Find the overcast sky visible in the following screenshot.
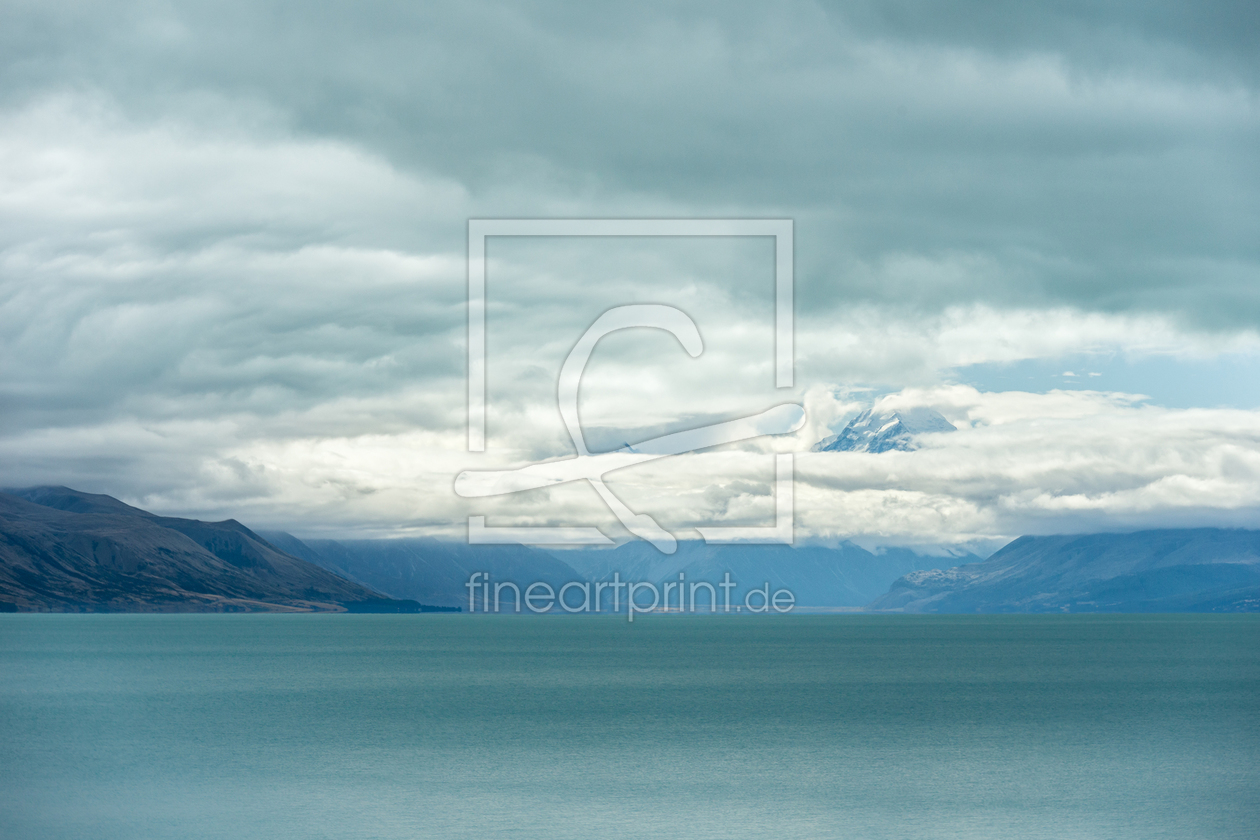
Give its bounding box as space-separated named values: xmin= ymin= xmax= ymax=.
xmin=1 ymin=1 xmax=1257 ymax=550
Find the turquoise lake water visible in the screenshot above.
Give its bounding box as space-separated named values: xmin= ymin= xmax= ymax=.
xmin=1 ymin=614 xmax=1257 ymax=839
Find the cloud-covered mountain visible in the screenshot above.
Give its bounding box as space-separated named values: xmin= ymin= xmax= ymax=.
xmin=0 ymin=486 xmax=394 ymax=612
xmin=869 ymin=528 xmax=1260 ymax=613
xmin=814 ymin=407 xmax=957 ymax=453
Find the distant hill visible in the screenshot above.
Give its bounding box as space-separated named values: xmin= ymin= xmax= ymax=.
xmin=0 ymin=487 xmax=398 ymax=612
xmin=554 ymin=541 xmax=969 ymax=607
xmin=868 ymin=529 xmax=1260 ymax=613
xmin=260 ymin=532 xmax=584 ymax=609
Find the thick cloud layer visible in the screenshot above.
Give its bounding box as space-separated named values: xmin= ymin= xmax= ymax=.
xmin=0 ymin=2 xmax=1256 ymax=545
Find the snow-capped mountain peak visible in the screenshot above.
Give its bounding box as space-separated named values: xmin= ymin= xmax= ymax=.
xmin=813 ymin=407 xmax=956 ymax=453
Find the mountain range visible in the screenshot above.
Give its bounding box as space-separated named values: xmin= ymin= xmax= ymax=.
xmin=548 ymin=540 xmax=966 ymax=608
xmin=258 ymin=533 xmax=968 ymax=610
xmin=870 ymin=529 xmax=1260 ymax=613
xmin=3 ymin=486 xmax=1259 ymax=613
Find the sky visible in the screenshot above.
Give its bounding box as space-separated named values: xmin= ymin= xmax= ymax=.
xmin=0 ymin=1 xmax=1257 ymax=551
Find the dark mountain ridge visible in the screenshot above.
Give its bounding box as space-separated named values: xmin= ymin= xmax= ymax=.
xmin=0 ymin=486 xmax=393 ymax=612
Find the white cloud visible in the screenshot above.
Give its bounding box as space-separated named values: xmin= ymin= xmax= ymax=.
xmin=794 ymin=385 xmax=1260 ymax=547
xmin=70 ymin=382 xmax=1249 ymax=551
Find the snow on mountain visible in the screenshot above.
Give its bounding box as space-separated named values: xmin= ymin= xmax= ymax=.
xmin=813 ymin=407 xmax=956 ymax=453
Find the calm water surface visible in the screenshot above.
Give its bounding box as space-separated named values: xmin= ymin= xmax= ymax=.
xmin=1 ymin=614 xmax=1257 ymax=839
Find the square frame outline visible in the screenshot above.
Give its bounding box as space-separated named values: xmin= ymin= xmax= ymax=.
xmin=465 ymin=218 xmax=794 ymax=545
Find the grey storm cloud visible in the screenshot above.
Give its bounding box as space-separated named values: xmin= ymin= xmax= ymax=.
xmin=2 ymin=0 xmax=1257 ymax=325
